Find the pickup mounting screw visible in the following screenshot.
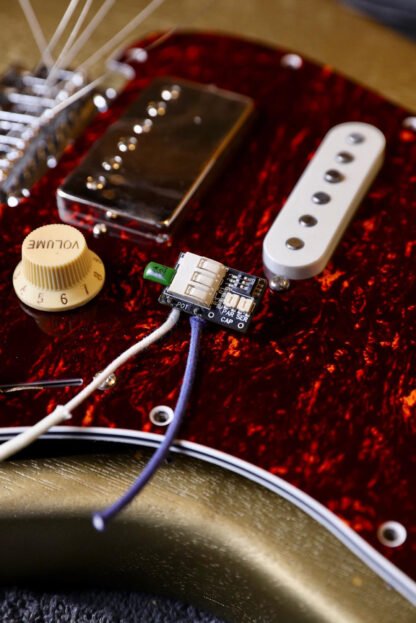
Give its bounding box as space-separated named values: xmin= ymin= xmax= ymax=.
xmin=269 ymin=276 xmax=291 ymax=291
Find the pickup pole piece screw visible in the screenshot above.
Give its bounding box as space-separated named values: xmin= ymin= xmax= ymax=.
xmin=299 ymin=214 xmax=317 ymax=227
xmin=286 ymin=237 xmax=304 ymax=250
xmin=347 ymin=132 xmax=365 ymax=144
xmin=324 ymin=169 xmax=344 ymax=183
xmin=312 ymin=191 xmax=330 ymax=204
xmin=336 ymin=151 xmax=354 ymax=164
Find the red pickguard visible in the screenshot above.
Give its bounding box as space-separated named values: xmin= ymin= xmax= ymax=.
xmin=0 ymin=34 xmax=414 ymax=579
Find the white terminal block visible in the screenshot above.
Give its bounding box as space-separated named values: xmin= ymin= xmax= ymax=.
xmin=237 ymin=297 xmax=255 ymax=314
xmin=167 ymin=252 xmax=227 ymax=308
xmin=223 ymin=292 xmax=255 ymax=314
xmin=224 ymin=292 xmax=240 ymax=309
xmin=263 ymin=122 xmax=385 ymax=280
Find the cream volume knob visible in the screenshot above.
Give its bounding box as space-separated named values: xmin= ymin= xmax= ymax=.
xmin=13 ymin=223 xmax=105 ymax=311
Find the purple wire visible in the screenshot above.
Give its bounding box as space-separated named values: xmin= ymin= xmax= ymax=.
xmin=92 ymin=315 xmax=205 ymax=531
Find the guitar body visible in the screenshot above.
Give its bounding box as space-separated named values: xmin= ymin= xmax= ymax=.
xmin=0 ymin=31 xmax=415 ymax=614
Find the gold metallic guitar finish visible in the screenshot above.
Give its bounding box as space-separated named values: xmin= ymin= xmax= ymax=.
xmin=0 ymin=1 xmax=415 ymax=622
xmin=1 ymin=449 xmax=415 ymax=623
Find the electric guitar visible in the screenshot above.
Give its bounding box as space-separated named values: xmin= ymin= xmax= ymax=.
xmin=0 ymin=3 xmax=415 ymax=622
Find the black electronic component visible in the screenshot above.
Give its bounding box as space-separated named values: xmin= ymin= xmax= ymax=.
xmin=230 ymin=274 xmax=257 ymax=296
xmin=148 ymin=252 xmax=266 ymax=333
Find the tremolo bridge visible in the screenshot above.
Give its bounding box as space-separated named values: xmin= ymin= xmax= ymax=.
xmin=0 ymin=64 xmax=96 ymax=206
xmin=0 ymin=58 xmax=132 ymax=208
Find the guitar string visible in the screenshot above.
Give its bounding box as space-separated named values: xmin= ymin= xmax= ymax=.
xmin=42 ymin=0 xmax=165 ymax=84
xmin=18 ymin=0 xmax=55 ymax=67
xmin=78 ymin=0 xmax=215 ymax=72
xmin=76 ymin=0 xmax=168 ymax=73
xmin=39 ymin=25 xmax=167 ymax=122
xmin=14 ymin=0 xmax=216 ymax=129
xmin=140 ymin=0 xmax=216 ymax=52
xmin=37 ymin=0 xmax=81 ymax=71
xmin=9 ymin=0 xmax=170 ymax=150
xmin=46 ymin=0 xmax=95 ymax=85
xmin=0 ymin=308 xmax=181 ymax=462
xmin=41 ymin=75 xmax=105 ymax=120
xmin=42 ymin=0 xmax=215 ymax=119
xmin=49 ymin=0 xmax=116 ymax=77
xmin=92 ymin=315 xmax=205 ymax=531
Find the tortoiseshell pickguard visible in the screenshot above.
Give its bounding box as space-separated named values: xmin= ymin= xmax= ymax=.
xmin=0 ymin=34 xmax=414 ymax=578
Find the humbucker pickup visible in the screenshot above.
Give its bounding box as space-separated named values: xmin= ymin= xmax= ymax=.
xmin=57 ymin=77 xmax=254 ymax=242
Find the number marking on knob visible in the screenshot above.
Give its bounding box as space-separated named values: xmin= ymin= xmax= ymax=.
xmin=13 ymin=224 xmax=105 ymax=312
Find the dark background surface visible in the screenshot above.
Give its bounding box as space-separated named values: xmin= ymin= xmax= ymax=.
xmin=0 ymin=588 xmax=221 ymax=623
xmin=344 ymin=0 xmax=416 ymax=39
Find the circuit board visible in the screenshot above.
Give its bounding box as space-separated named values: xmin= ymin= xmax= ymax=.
xmin=156 ymin=252 xmax=266 ymax=333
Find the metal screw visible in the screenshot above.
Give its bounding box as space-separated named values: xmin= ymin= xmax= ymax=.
xmin=117 ymin=136 xmax=137 ymax=152
xmin=105 ymin=210 xmax=118 ymax=220
xmin=102 ymin=156 xmax=122 ymax=171
xmin=93 ymin=94 xmax=108 ymax=112
xmin=86 ymin=175 xmax=106 ymax=190
xmin=93 ymin=223 xmax=108 ymax=236
xmin=161 ymin=85 xmax=181 ymax=101
xmin=133 ymin=119 xmax=153 ymax=134
xmin=7 ymin=194 xmax=20 ymax=207
xmin=155 ymin=232 xmax=170 ymax=243
xmin=47 ymin=156 xmax=58 ymax=168
xmin=269 ymin=275 xmax=291 ymax=291
xmin=94 ymin=372 xmax=117 ymax=391
xmin=146 ymin=101 xmax=167 ymax=117
xmin=127 ymin=48 xmax=148 ymax=63
xmin=402 ymin=117 xmax=416 ymax=131
xmin=280 ymin=54 xmax=303 ymax=69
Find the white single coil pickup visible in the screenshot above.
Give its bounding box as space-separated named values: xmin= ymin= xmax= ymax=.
xmin=263 ymin=122 xmax=385 ymax=281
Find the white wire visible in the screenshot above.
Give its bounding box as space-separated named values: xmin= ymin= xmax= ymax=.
xmin=0 ymin=308 xmax=181 ymax=462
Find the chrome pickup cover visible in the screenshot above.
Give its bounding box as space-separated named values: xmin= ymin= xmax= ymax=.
xmin=57 ymin=77 xmax=253 ymax=242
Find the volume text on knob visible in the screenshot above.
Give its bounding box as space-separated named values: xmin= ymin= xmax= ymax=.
xmin=13 ymin=223 xmax=105 ymax=312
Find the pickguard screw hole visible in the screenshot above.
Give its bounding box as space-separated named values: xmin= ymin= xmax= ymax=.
xmin=149 ymin=405 xmax=174 ymax=427
xmin=377 ymin=521 xmax=407 ymax=548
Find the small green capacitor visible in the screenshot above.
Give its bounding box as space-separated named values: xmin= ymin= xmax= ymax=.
xmin=143 ymin=262 xmax=176 ymax=286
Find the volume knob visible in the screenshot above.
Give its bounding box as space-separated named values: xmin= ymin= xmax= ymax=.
xmin=13 ymin=223 xmax=105 ymax=311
